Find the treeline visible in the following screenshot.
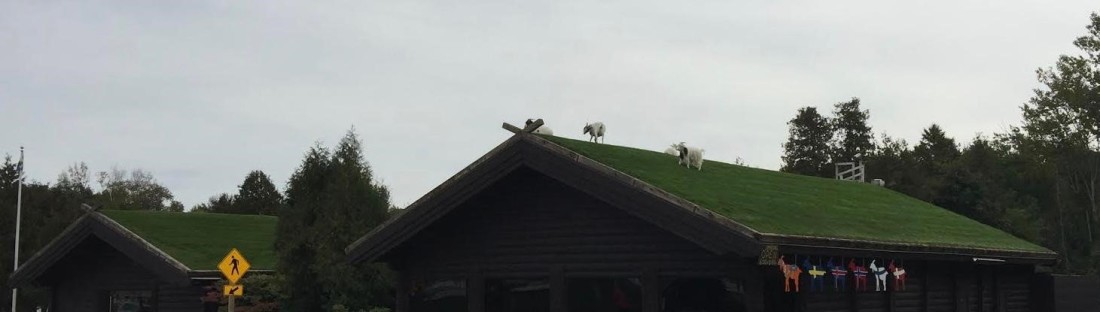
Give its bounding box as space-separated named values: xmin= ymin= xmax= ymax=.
xmin=780 ymin=12 xmax=1100 ymax=274
xmin=0 ymin=129 xmax=395 ymax=311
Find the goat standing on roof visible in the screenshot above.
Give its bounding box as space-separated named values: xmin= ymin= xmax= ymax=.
xmin=525 ymin=119 xmax=554 ymax=135
xmin=583 ymin=122 xmax=606 ymax=143
xmin=673 ymin=142 xmax=704 ymax=170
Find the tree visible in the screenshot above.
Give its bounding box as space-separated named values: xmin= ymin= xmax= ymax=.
xmin=236 ymin=170 xmax=283 ymax=216
xmin=191 ymin=193 xmax=236 ymax=213
xmin=94 ymin=167 xmax=182 ymax=211
xmin=1 ymin=156 xmax=90 ymax=310
xmin=781 ymin=107 xmax=834 ymax=178
xmin=831 ymin=98 xmax=874 ymax=163
xmin=277 ymin=129 xmax=393 ymax=311
xmin=910 ymin=124 xmax=962 ymax=208
xmin=1017 ymin=12 xmax=1100 ymax=272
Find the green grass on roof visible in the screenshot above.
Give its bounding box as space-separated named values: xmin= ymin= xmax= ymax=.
xmin=101 ymin=210 xmax=277 ymax=270
xmin=544 ymin=136 xmax=1051 ymax=254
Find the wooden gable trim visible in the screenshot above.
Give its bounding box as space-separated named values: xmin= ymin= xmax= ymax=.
xmin=346 ymin=135 xmax=527 ymax=264
xmin=347 ymin=133 xmax=765 ymax=264
xmin=8 ymin=214 xmax=95 ymax=287
xmin=517 ymin=138 xmax=761 ymax=256
xmin=9 ymin=211 xmax=193 ymax=287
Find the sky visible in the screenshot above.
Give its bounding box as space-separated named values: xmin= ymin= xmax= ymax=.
xmin=1 ymin=1 xmax=1097 ymax=209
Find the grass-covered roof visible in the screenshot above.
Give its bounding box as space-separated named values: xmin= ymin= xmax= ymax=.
xmin=543 ymin=135 xmax=1051 ymax=254
xmin=101 ymin=210 xmax=277 ymax=270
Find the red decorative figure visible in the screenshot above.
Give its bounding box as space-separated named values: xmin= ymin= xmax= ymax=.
xmin=888 ymin=260 xmax=908 ymax=291
xmin=848 ymin=258 xmax=869 ymax=291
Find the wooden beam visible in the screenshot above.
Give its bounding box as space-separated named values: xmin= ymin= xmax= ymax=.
xmin=643 ymin=267 xmax=659 ymax=312
xmin=551 ymin=265 xmax=565 ymax=312
xmin=502 ymin=119 xmax=545 ymax=134
xmin=502 ymin=122 xmax=522 ymax=134
xmin=469 ymin=268 xmax=485 ymax=312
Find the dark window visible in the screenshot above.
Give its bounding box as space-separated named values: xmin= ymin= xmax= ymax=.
xmin=108 ymin=290 xmax=154 ymax=312
xmin=568 ymin=277 xmax=643 ymax=312
xmin=411 ymin=279 xmax=468 ymax=312
xmin=661 ymin=278 xmax=745 ymax=312
xmin=486 ymin=278 xmax=550 ymax=312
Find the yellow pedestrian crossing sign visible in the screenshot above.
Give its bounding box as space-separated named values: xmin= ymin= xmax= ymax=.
xmin=224 ymin=284 xmax=244 ymax=297
xmin=218 ymin=248 xmax=250 ymax=284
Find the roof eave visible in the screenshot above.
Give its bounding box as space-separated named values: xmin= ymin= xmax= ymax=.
xmin=760 ymin=233 xmax=1058 ymax=264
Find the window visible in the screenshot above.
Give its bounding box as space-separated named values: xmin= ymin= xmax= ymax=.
xmin=568 ymin=277 xmax=642 ymax=312
xmin=661 ymin=278 xmax=745 ymax=312
xmin=109 ymin=290 xmax=154 ymax=312
xmin=411 ymin=279 xmax=467 ymax=312
xmin=486 ymin=278 xmax=550 ymax=312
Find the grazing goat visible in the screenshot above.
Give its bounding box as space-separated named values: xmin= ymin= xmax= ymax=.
xmin=673 ymin=142 xmax=704 ymax=170
xmin=525 ymin=119 xmax=554 ymax=135
xmin=664 ymin=146 xmax=679 ymax=156
xmin=583 ymin=122 xmax=606 ymax=143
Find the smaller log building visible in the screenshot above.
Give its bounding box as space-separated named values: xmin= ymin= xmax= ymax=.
xmin=9 ymin=210 xmax=276 ymax=311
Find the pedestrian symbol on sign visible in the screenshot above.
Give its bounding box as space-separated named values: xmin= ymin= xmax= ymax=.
xmin=217 ymin=248 xmax=250 ymax=284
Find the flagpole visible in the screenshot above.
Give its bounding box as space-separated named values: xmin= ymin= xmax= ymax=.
xmin=11 ymin=147 xmax=23 ymax=312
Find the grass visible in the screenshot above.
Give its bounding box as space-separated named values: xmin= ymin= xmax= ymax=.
xmin=545 ymin=136 xmax=1051 ymax=253
xmin=102 ymin=210 xmax=277 ymax=270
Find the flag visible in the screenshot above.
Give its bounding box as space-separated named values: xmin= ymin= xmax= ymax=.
xmin=12 ymin=147 xmax=24 ymax=184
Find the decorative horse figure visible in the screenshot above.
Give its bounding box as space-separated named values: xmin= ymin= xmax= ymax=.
xmin=869 ymin=260 xmax=889 ymax=292
xmin=888 ymin=260 xmax=907 ymax=291
xmin=802 ymin=258 xmax=827 ymax=292
xmin=778 ymin=256 xmax=803 ymax=292
xmin=848 ymin=258 xmax=869 ymax=291
xmin=827 ymin=258 xmax=848 ymax=291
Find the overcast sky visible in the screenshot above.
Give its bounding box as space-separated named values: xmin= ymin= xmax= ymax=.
xmin=2 ymin=1 xmax=1097 ymax=209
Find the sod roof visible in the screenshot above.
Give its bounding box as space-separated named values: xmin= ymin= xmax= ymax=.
xmin=542 ymin=135 xmax=1052 ymax=254
xmin=101 ymin=210 xmax=277 ymax=270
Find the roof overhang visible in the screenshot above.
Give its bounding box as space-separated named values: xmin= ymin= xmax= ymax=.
xmin=760 ymin=234 xmax=1057 ymax=265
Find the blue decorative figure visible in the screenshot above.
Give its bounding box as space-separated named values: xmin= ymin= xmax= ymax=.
xmin=827 ymin=258 xmax=848 ymax=291
xmin=802 ymin=258 xmax=826 ymax=292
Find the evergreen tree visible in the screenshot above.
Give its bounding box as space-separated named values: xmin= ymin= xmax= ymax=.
xmin=276 ymin=129 xmax=393 ymax=311
xmin=781 ymin=107 xmax=834 ymax=177
xmin=831 ymin=98 xmax=874 ymax=163
xmin=277 ymin=144 xmax=329 ymax=311
xmin=911 ymin=124 xmax=961 ymax=208
xmin=236 ymin=170 xmax=283 ymax=216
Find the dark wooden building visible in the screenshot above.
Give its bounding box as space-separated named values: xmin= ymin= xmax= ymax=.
xmin=9 ymin=210 xmax=276 ymax=312
xmin=347 ymin=129 xmax=1058 ymax=312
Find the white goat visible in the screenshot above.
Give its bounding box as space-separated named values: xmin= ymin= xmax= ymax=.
xmin=674 ymin=142 xmax=704 ymax=170
xmin=583 ymin=122 xmax=606 ymax=143
xmin=664 ymin=147 xmax=679 ymax=156
xmin=525 ymin=119 xmax=554 ymax=136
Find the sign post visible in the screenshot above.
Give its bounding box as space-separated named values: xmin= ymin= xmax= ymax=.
xmin=218 ymin=248 xmax=251 ymax=311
